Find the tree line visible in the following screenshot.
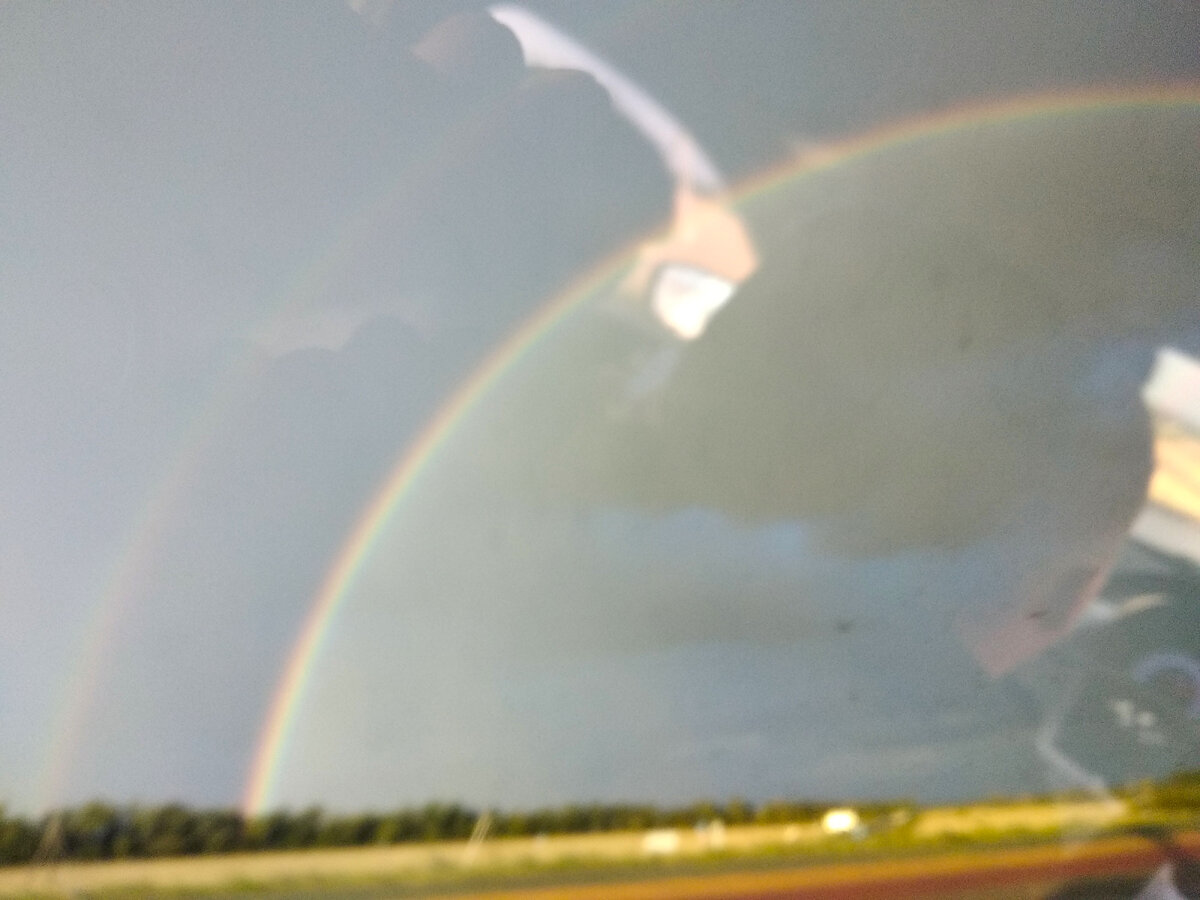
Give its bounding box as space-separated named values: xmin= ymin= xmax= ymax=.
xmin=0 ymin=797 xmax=848 ymax=867
xmin=5 ymin=772 xmax=1198 ymax=867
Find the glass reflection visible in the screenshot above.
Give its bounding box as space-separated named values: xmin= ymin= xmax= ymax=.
xmin=2 ymin=2 xmax=1199 ymax=897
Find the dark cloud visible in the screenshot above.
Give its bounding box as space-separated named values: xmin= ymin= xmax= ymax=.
xmin=4 ymin=2 xmax=1200 ymax=813
xmin=540 ymin=107 xmax=1199 ymax=558
xmin=259 ymin=104 xmax=1200 ymax=808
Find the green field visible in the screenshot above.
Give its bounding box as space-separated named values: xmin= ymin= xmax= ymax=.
xmin=4 ymin=799 xmax=1196 ymax=899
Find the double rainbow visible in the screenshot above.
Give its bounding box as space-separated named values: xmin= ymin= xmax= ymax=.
xmin=27 ymin=82 xmax=1198 ymax=816
xmin=241 ymin=84 xmax=1200 ymax=816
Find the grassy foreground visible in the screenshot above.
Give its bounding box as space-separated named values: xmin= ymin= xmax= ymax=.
xmin=3 ymin=798 xmax=1195 ymax=899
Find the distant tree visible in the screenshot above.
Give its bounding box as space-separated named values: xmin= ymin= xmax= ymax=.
xmin=374 ymin=809 xmax=421 ymax=844
xmin=194 ymin=809 xmax=242 ymax=854
xmin=493 ymin=811 xmax=529 ymax=837
xmin=317 ymin=813 xmax=379 ymax=847
xmin=416 ymin=803 xmax=475 ymax=841
xmin=132 ymin=804 xmax=202 ymax=857
xmin=63 ymin=801 xmax=121 ymax=860
xmin=686 ymin=801 xmax=721 ymax=825
xmin=1149 ymin=769 xmax=1200 ymax=810
xmin=244 ymin=810 xmax=293 ymax=851
xmin=0 ymin=808 xmax=37 ymax=865
xmin=722 ymin=798 xmax=754 ymax=825
xmin=283 ymin=807 xmax=322 ymax=849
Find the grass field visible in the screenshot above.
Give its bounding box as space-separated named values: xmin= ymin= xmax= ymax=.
xmin=2 ymin=822 xmax=795 ymax=898
xmin=0 ymin=801 xmax=1187 ymax=899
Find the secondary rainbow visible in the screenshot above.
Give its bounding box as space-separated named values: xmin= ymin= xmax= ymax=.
xmin=32 ymin=90 xmax=518 ymax=813
xmin=243 ymin=84 xmax=1200 ymax=817
xmin=31 ymin=240 xmax=355 ymax=813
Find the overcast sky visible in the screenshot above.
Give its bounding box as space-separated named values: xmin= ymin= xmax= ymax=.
xmin=2 ymin=1 xmax=1200 ymax=815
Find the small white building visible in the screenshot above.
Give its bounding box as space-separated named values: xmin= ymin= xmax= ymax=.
xmin=640 ymin=828 xmax=682 ymax=856
xmin=820 ymin=807 xmax=861 ymax=835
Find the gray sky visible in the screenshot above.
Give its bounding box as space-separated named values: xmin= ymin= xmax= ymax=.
xmin=2 ymin=1 xmax=1200 ymax=815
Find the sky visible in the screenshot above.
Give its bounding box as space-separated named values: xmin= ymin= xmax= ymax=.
xmin=2 ymin=1 xmax=1200 ymax=816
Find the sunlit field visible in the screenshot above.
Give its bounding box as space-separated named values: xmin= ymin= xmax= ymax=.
xmin=3 ymin=795 xmax=1198 ymax=898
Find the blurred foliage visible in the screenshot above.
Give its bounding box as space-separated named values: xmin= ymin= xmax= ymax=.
xmin=2 ymin=775 xmax=1199 ymax=866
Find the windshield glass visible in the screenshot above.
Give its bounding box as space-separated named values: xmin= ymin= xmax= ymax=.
xmin=3 ymin=3 xmax=1200 ymax=897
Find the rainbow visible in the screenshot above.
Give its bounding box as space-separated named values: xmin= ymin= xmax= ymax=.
xmin=32 ymin=91 xmax=526 ymax=813
xmin=241 ymin=83 xmax=1200 ymax=816
xmin=242 ymin=83 xmax=1200 ymax=817
xmin=31 ymin=263 xmax=336 ymax=813
xmin=240 ymin=255 xmax=633 ymax=816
